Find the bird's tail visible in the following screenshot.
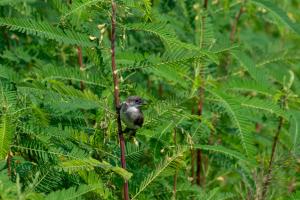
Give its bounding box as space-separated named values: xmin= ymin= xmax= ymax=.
xmin=123 ymin=127 xmax=137 ymax=138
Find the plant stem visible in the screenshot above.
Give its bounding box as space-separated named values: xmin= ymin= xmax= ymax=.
xmin=196 ymin=148 xmax=202 ymax=186
xmin=77 ymin=46 xmax=85 ymax=90
xmin=191 ymin=108 xmax=195 ymax=185
xmin=196 ymin=94 xmax=204 ymax=186
xmin=230 ymin=5 xmax=244 ymax=43
xmin=191 ymin=148 xmax=195 ymax=185
xmin=196 ymin=0 xmax=209 ymax=187
xmin=1 ymin=7 xmax=10 ymax=49
xmin=2 ymin=30 xmax=10 ymax=49
xmin=260 ymin=116 xmax=284 ymax=200
xmin=172 ymin=128 xmax=177 ymax=200
xmin=204 ymin=0 xmax=208 ymax=9
xmin=69 ymin=0 xmax=84 ymax=91
xmin=111 ymin=1 xmax=129 ymax=200
xmin=7 ymin=151 xmax=12 ymax=177
xmin=158 ymin=83 xmax=163 ymax=98
xmin=223 ymin=2 xmax=245 ymax=73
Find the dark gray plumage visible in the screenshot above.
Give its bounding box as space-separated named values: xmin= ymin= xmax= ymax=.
xmin=120 ymin=96 xmax=145 ymax=135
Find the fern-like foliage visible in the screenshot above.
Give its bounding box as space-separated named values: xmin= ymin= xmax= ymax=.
xmin=0 ymin=0 xmax=299 ymax=199
xmin=61 ymin=0 xmax=108 ymax=19
xmin=131 ymin=147 xmax=186 ymax=199
xmin=0 ymin=18 xmax=95 ymax=47
xmin=0 ymin=114 xmax=15 ymax=159
xmin=250 ymin=0 xmax=300 ymax=35
xmin=45 ymin=184 xmax=102 ymax=200
xmin=124 ymin=23 xmax=218 ymax=63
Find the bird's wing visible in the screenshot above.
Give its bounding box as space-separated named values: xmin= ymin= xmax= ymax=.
xmin=133 ymin=114 xmax=144 ymax=127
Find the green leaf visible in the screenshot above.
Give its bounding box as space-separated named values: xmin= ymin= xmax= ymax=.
xmin=59 ymin=158 xmax=132 ymax=181
xmin=194 ymin=144 xmax=256 ymax=165
xmin=45 ymin=184 xmax=102 ymax=200
xmin=207 ymin=89 xmax=256 ymax=157
xmin=290 ymin=111 xmax=300 ymax=155
xmin=250 ymin=0 xmax=300 ymax=35
xmin=0 ymin=115 xmax=15 ymax=159
xmin=231 ymin=50 xmax=271 ymax=87
xmin=0 ymin=0 xmax=36 ymax=6
xmin=131 ymin=148 xmax=186 ymax=200
xmin=0 ymin=18 xmax=95 ymax=47
xmin=61 ymin=0 xmax=107 ymax=19
xmin=125 ymin=23 xmax=218 ymax=63
xmin=225 ymin=78 xmax=274 ymax=96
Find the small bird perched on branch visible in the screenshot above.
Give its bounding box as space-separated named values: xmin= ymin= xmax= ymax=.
xmin=120 ymin=96 xmax=146 ymax=137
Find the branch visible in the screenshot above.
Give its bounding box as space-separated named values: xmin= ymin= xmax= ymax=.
xmin=6 ymin=151 xmax=12 ymax=177
xmin=204 ymin=0 xmax=208 ymax=9
xmin=172 ymin=128 xmax=178 ymax=200
xmin=110 ymin=1 xmax=129 ymax=200
xmin=196 ymin=84 xmax=204 ymax=186
xmin=230 ymin=5 xmax=244 ymax=43
xmin=260 ymin=116 xmax=284 ymax=200
xmin=69 ymin=0 xmax=85 ymax=91
xmin=77 ymin=46 xmax=85 ymax=90
xmin=191 ymin=149 xmax=195 ymax=185
xmin=196 ymin=0 xmax=208 ymax=187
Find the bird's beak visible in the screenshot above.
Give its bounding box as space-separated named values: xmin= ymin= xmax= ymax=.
xmin=141 ymin=99 xmax=149 ymax=106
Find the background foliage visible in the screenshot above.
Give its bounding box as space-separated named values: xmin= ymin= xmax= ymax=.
xmin=0 ymin=0 xmax=300 ymax=199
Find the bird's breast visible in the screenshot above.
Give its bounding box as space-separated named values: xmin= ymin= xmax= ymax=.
xmin=126 ymin=106 xmax=140 ymax=115
xmin=121 ymin=106 xmax=143 ymax=129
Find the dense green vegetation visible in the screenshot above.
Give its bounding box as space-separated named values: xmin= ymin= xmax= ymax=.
xmin=0 ymin=0 xmax=300 ymax=199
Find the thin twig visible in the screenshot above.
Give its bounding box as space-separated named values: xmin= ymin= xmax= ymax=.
xmin=196 ymin=0 xmax=208 ymax=187
xmin=196 ymin=148 xmax=203 ymax=185
xmin=7 ymin=151 xmax=12 ymax=177
xmin=77 ymin=46 xmax=85 ymax=90
xmin=191 ymin=148 xmax=195 ymax=185
xmin=230 ymin=5 xmax=244 ymax=43
xmin=158 ymin=83 xmax=163 ymax=98
xmin=223 ymin=2 xmax=245 ymax=73
xmin=111 ymin=1 xmax=129 ymax=200
xmin=2 ymin=30 xmax=10 ymax=49
xmin=1 ymin=7 xmax=11 ymax=49
xmin=260 ymin=116 xmax=284 ymax=200
xmin=69 ymin=0 xmax=84 ymax=91
xmin=196 ymin=90 xmax=204 ymax=186
xmin=204 ymin=0 xmax=208 ymax=9
xmin=172 ymin=128 xmax=178 ymax=200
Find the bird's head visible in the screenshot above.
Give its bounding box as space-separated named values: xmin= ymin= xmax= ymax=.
xmin=126 ymin=96 xmax=147 ymax=108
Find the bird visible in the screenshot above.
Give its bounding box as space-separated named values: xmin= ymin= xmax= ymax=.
xmin=120 ymin=96 xmax=146 ymax=137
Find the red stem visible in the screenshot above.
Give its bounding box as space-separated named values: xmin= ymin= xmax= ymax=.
xmin=195 ymin=0 xmax=208 ymax=187
xmin=191 ymin=149 xmax=195 ymax=185
xmin=111 ymin=1 xmax=129 ymax=200
xmin=261 ymin=116 xmax=284 ymax=200
xmin=7 ymin=151 xmax=12 ymax=177
xmin=196 ymin=149 xmax=202 ymax=185
xmin=158 ymin=83 xmax=163 ymax=98
xmin=77 ymin=47 xmax=83 ymax=68
xmin=230 ymin=5 xmax=244 ymax=43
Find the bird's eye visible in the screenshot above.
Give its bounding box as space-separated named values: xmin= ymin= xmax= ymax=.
xmin=135 ymin=99 xmax=142 ymax=104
